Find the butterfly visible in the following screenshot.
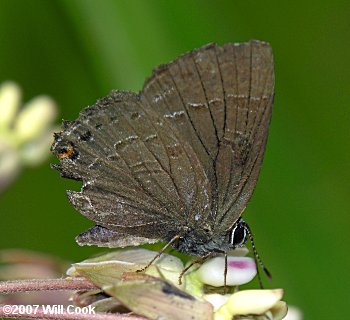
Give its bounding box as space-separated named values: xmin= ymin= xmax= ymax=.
xmin=51 ymin=40 xmax=274 ymax=276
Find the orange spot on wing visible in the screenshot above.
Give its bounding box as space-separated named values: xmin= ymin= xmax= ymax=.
xmin=58 ymin=145 xmax=74 ymax=159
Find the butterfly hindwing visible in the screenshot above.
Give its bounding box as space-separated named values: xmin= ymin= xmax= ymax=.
xmin=52 ymin=91 xmax=212 ymax=244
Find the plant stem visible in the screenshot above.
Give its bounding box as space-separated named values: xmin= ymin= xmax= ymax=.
xmin=0 ymin=278 xmax=98 ymax=293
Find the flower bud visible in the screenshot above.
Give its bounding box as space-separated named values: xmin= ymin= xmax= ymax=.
xmin=0 ymin=140 xmax=20 ymax=192
xmin=14 ymin=96 xmax=57 ymax=143
xmin=196 ymin=256 xmax=257 ymax=287
xmin=215 ymin=289 xmax=284 ymax=320
xmin=20 ymin=127 xmax=58 ymax=165
xmin=0 ymin=81 xmax=21 ymax=129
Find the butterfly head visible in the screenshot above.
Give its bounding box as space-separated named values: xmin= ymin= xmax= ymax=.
xmin=174 ymin=219 xmax=249 ymax=256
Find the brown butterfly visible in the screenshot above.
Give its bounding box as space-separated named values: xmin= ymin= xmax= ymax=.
xmin=52 ymin=40 xmax=274 ymax=280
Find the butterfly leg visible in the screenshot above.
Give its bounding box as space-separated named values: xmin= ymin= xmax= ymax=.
xmin=136 ymin=235 xmax=180 ymax=273
xmin=178 ymin=252 xmax=213 ymax=285
xmin=223 ymin=251 xmax=228 ymax=293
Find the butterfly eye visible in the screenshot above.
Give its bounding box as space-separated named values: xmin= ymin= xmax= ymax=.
xmin=230 ymin=220 xmax=247 ymax=247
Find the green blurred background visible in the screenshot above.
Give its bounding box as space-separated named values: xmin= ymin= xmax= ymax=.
xmin=1 ymin=0 xmax=349 ymax=318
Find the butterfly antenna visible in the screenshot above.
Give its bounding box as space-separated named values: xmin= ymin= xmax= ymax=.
xmin=243 ymin=222 xmax=272 ymax=287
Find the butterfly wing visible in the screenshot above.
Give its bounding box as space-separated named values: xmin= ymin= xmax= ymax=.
xmin=214 ymin=41 xmax=274 ymax=231
xmin=52 ymin=91 xmax=212 ymax=246
xmin=52 ymin=40 xmax=274 ymax=248
xmin=142 ymin=40 xmax=274 ymax=231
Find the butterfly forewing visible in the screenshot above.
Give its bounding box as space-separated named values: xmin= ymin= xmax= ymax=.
xmin=214 ymin=41 xmax=274 ymax=231
xmin=142 ymin=40 xmax=274 ymax=231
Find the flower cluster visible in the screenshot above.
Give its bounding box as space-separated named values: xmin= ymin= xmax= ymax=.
xmin=0 ymin=81 xmax=58 ymax=192
xmin=67 ymin=248 xmax=291 ymax=320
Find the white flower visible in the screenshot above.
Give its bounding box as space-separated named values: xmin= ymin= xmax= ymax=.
xmin=67 ymin=248 xmax=292 ymax=319
xmin=67 ymin=248 xmax=185 ymax=289
xmin=0 ymin=81 xmax=58 ymax=192
xmin=204 ymin=293 xmax=230 ymax=312
xmin=190 ymin=248 xmax=256 ymax=287
xmin=213 ymin=289 xmax=287 ymax=320
xmin=196 ymin=256 xmax=257 ymax=287
xmin=284 ymin=305 xmax=303 ymax=320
